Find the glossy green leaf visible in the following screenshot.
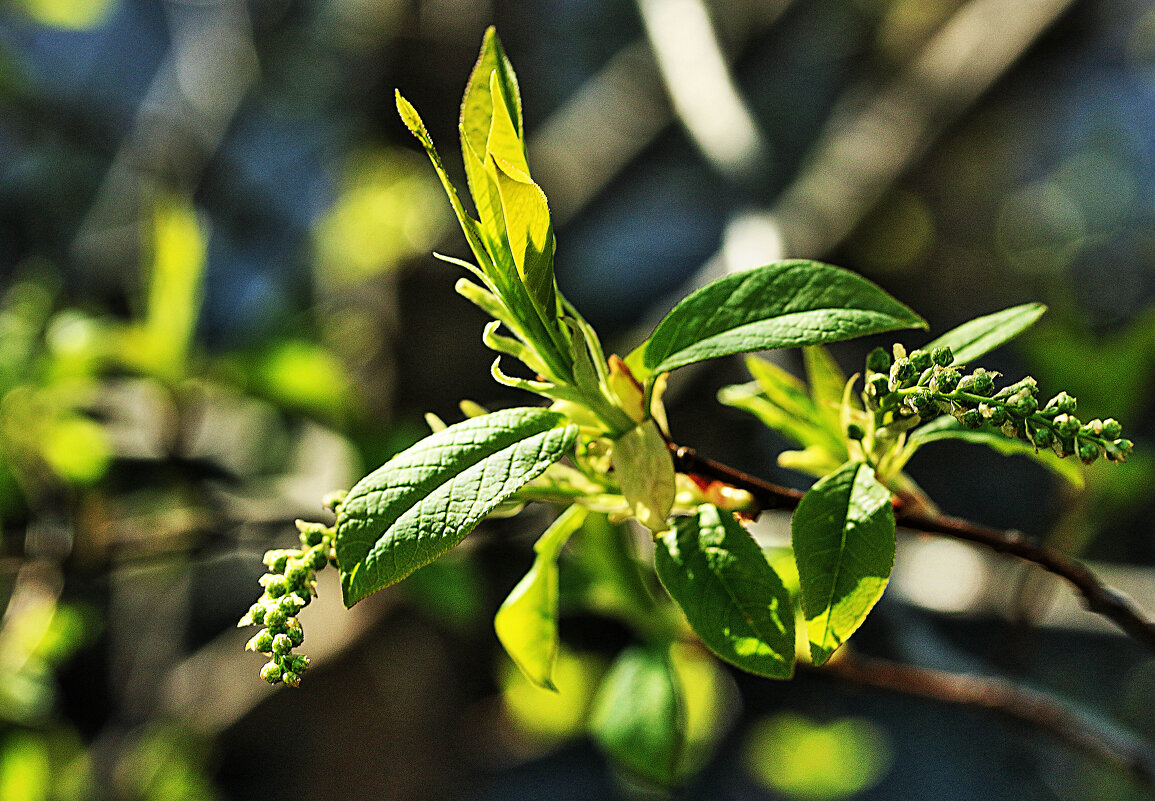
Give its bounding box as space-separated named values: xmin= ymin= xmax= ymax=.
xmin=907 ymin=416 xmax=1083 ymax=488
xmin=611 ymin=420 xmax=676 ymax=532
xmin=336 ymin=407 xmax=578 ymax=606
xmin=655 ymin=504 xmax=795 ymax=679
xmin=803 ymin=345 xmax=848 ymax=433
xmin=792 ymin=461 xmax=894 ymax=665
xmin=641 ymin=261 xmax=925 ymax=375
xmin=588 ymin=644 xmax=685 ymax=787
xmin=924 ymin=302 xmax=1046 ymax=365
xmin=494 ymin=505 xmax=588 ymax=690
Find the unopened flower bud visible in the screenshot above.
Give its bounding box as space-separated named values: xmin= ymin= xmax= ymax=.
xmin=285 ymin=564 xmax=309 ymax=589
xmin=1054 ymin=414 xmax=1080 ymax=436
xmin=1078 ymin=441 xmax=1100 ymax=464
xmin=909 ymin=349 xmax=932 ymax=372
xmin=272 ymin=633 xmax=293 ymax=656
xmin=958 ymin=369 xmax=996 ymax=397
xmin=866 ymin=347 xmax=891 ymax=374
xmin=264 ymin=606 xmax=288 ymax=628
xmin=307 ymin=546 xmax=329 ymax=570
xmin=246 ymin=629 xmax=274 ymax=653
xmin=1045 ymin=392 xmax=1077 ymax=415
xmin=263 ymin=550 xmax=291 ymax=573
xmin=1106 ymin=438 xmax=1134 ymax=462
xmin=889 ymin=358 xmax=917 ymax=389
xmin=1101 ymin=418 xmax=1123 ymax=439
xmin=281 ymin=670 xmax=301 ymax=688
xmin=287 ymin=654 xmax=310 ymax=674
xmin=1031 ymin=425 xmax=1055 ymax=448
xmin=846 ymin=423 xmax=866 ymax=441
xmin=909 ymin=388 xmax=937 ymax=416
xmin=932 ymin=368 xmax=961 ymax=393
xmin=931 ymin=346 xmax=954 ymax=367
xmin=962 ymin=409 xmax=984 ymax=429
xmin=979 ymin=403 xmax=1006 ymax=426
xmin=278 ymin=595 xmax=304 ymax=616
xmin=1006 ymin=391 xmax=1038 ymax=417
xmin=296 ymin=520 xmax=328 ymax=547
xmin=260 ymin=662 xmax=283 ymax=684
xmin=867 ymin=373 xmax=890 ymax=398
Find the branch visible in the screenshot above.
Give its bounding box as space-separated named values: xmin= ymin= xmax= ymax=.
xmin=669 ymin=443 xmax=1155 ymax=654
xmin=812 ymin=651 xmax=1155 ymax=787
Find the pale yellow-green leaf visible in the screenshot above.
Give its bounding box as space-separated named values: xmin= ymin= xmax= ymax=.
xmin=494 ymin=505 xmax=587 ymax=690
xmin=610 ymin=420 xmax=675 ymax=533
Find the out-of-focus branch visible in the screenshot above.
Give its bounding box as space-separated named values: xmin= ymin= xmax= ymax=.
xmin=813 ymin=651 xmax=1155 ymax=787
xmin=670 ymin=443 xmax=1155 ymax=655
xmin=770 ymin=0 xmax=1076 ymax=258
xmin=636 ymin=0 xmax=769 ymax=180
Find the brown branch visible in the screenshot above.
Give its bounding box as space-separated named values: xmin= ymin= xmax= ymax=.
xmin=669 ymin=443 xmax=1155 ymax=655
xmin=813 ymin=651 xmax=1155 ymax=787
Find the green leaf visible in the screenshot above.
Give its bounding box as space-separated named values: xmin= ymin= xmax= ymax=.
xmin=640 ymin=261 xmax=925 ymax=375
xmin=655 ymin=504 xmax=795 ymax=679
xmin=802 ymin=345 xmax=848 ymax=433
xmin=906 ymin=416 xmax=1084 ymax=488
xmin=335 ymin=407 xmax=578 ymax=606
xmin=494 ymin=505 xmax=588 ymax=690
xmin=924 ymin=302 xmax=1046 ymax=365
xmin=588 ymin=644 xmax=685 ymax=787
xmin=610 ymin=420 xmax=676 ymax=532
xmin=792 ymin=461 xmax=894 ymax=665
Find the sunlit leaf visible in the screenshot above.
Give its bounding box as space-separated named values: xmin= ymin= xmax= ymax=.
xmin=495 ymin=505 xmax=588 ymax=690
xmin=792 ymin=461 xmax=894 ymax=665
xmin=610 ymin=420 xmax=675 ymax=532
xmin=924 ymin=302 xmax=1046 ymax=365
xmin=588 ymin=644 xmax=685 ymax=787
xmin=335 ymin=407 xmax=577 ymax=606
xmin=640 ymin=261 xmax=925 ymax=375
xmin=656 ymin=504 xmax=795 ymax=679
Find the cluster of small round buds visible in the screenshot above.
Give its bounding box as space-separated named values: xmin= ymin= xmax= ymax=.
xmin=908 ymin=349 xmax=933 ymax=372
xmin=1045 ymin=392 xmax=1077 ymax=415
xmin=931 ymin=346 xmax=954 ymax=367
xmin=931 ymin=368 xmax=961 ymax=393
xmin=956 ymin=368 xmax=997 ymax=397
xmin=889 ymin=357 xmax=918 ymax=390
xmin=866 ymin=347 xmax=892 ymax=375
xmin=240 ymin=515 xmax=339 ymax=687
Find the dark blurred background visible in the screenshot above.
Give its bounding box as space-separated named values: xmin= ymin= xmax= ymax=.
xmin=0 ymin=0 xmax=1153 ymax=799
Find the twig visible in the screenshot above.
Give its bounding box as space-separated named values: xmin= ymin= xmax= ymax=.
xmin=670 ymin=443 xmax=1155 ymax=654
xmin=813 ymin=651 xmax=1155 ymax=787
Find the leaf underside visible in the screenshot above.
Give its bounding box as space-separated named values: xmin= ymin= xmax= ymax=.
xmin=336 ymin=407 xmax=577 ymax=607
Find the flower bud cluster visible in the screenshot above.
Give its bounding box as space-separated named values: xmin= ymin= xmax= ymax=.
xmin=861 ymin=345 xmax=1132 ymax=465
xmin=239 ymin=502 xmax=341 ymax=686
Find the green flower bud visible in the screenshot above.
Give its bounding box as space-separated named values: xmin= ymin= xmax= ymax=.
xmin=287 ymin=624 xmax=304 ymax=647
xmin=240 ymin=602 xmax=267 ymax=627
xmin=1031 ymin=425 xmax=1055 ymax=448
xmin=285 ymin=564 xmax=310 ymax=589
xmin=1078 ymin=440 xmax=1100 ymax=464
xmin=932 ymin=368 xmax=961 ymax=393
xmin=958 ymin=368 xmax=996 ymax=397
xmin=246 ymin=629 xmax=274 ymax=653
xmin=272 ymin=633 xmax=293 ymax=656
xmin=1054 ymin=414 xmax=1080 ymax=437
xmin=281 ymin=670 xmax=301 ymax=688
xmin=1005 ymin=391 xmax=1038 ymax=417
xmin=1101 ymin=418 xmax=1123 ymax=439
xmin=307 ymin=546 xmax=329 ymax=571
xmin=962 ymin=409 xmax=984 ymax=429
xmin=909 ymin=349 xmax=933 ymax=372
xmin=259 ymin=574 xmax=288 ymax=598
xmin=278 ymin=595 xmax=305 ymax=616
xmin=265 ymin=606 xmax=289 ymax=628
xmin=263 ymin=550 xmax=291 ymax=573
xmin=293 ymin=590 xmax=312 ymax=609
xmin=846 ymin=423 xmax=866 ymax=441
xmin=931 ymin=346 xmax=954 ymax=367
xmin=866 ymin=347 xmax=891 ymax=374
xmin=908 ymin=388 xmax=937 ymax=416
xmin=979 ymin=402 xmax=1006 ymax=426
xmin=1105 ymin=438 xmax=1133 ymax=462
xmin=889 ymin=358 xmax=917 ymax=389
xmin=260 ymin=662 xmax=283 ymax=684
xmin=1045 ymin=392 xmax=1077 ymax=415
xmin=296 ymin=520 xmax=328 ymax=547
xmin=287 ymin=654 xmax=310 ymax=674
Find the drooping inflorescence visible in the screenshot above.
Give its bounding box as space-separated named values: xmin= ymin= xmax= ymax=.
xmin=863 ymin=344 xmax=1132 ymax=465
xmin=238 ymin=491 xmax=345 ymax=687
